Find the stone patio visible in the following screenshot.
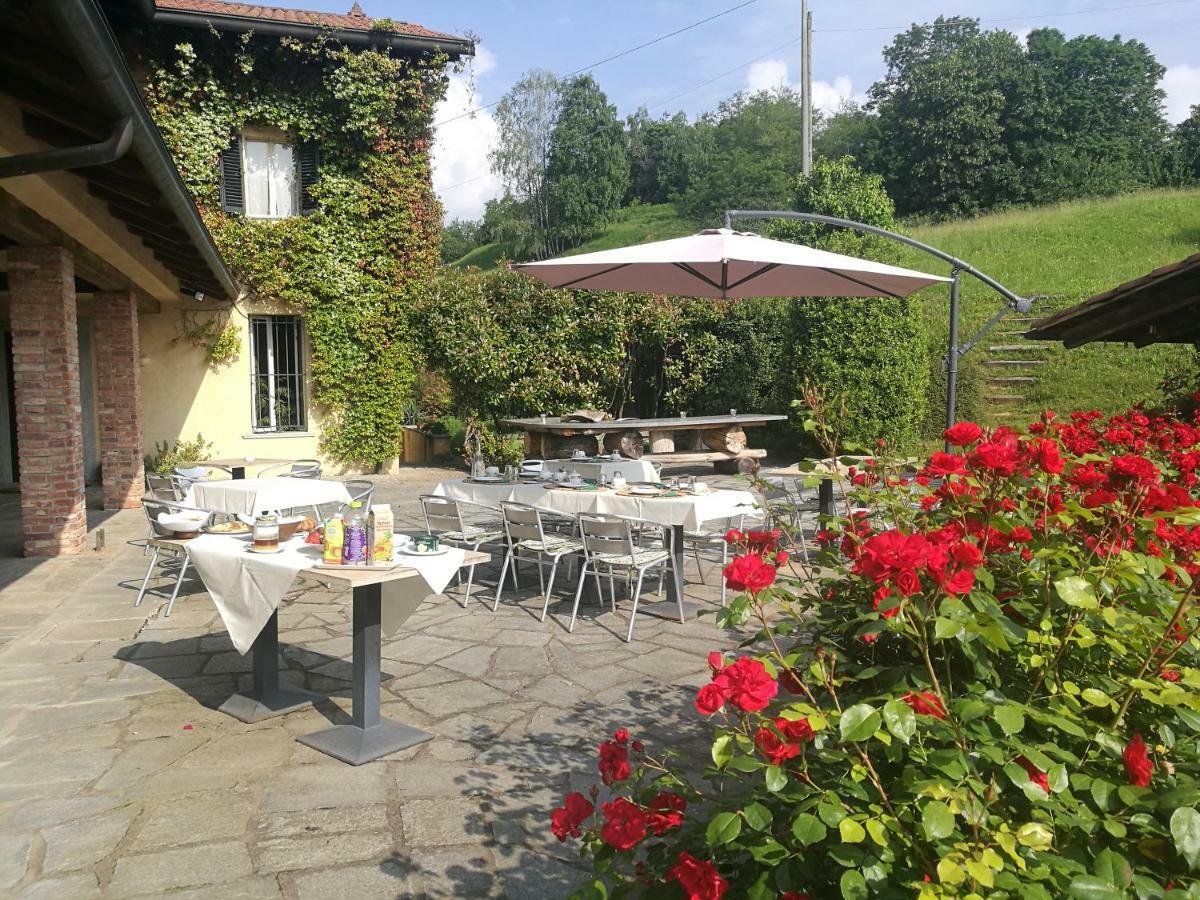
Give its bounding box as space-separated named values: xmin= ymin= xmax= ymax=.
xmin=0 ymin=467 xmax=767 ymax=898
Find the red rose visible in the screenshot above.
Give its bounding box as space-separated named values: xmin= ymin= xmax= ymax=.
xmin=645 ymin=791 xmax=686 ymax=835
xmin=971 ymin=436 xmax=1021 ymax=476
xmin=723 ymin=554 xmax=777 ymax=595
xmin=707 ymin=651 xmax=724 ymax=674
xmin=944 ymin=421 xmax=983 ymax=446
xmin=1029 ymin=437 xmax=1064 ymax=474
xmin=779 ymin=667 xmax=805 ymax=695
xmin=902 ymin=691 xmax=946 ymax=719
xmin=895 ymin=568 xmax=922 ymax=596
xmin=695 ymin=683 xmax=726 ymax=715
xmin=551 ymin=791 xmax=594 ymax=841
xmin=613 ymin=728 xmax=629 ymax=745
xmin=1123 ymin=733 xmax=1153 ymax=787
xmin=598 ymin=739 xmax=631 ymax=785
xmin=667 ymin=852 xmax=727 ymax=900
xmin=723 ymin=528 xmax=744 ymax=545
xmin=775 ymin=550 xmax=790 ymax=567
xmin=1111 ymin=454 xmax=1159 ymax=485
xmin=1162 ymin=669 xmax=1182 ymax=682
xmin=600 ymin=797 xmax=647 ymax=850
xmin=950 ymin=541 xmax=983 ymax=568
xmin=712 ymin=656 xmax=778 ymax=712
xmin=754 ymin=725 xmax=799 ymax=765
xmin=746 ymin=529 xmax=781 ymax=553
xmin=1016 ymin=756 xmax=1049 ymax=793
xmin=927 ymin=451 xmax=967 ymax=476
xmin=777 ymin=716 xmax=814 ymax=744
xmin=944 ymin=569 xmax=975 ymax=595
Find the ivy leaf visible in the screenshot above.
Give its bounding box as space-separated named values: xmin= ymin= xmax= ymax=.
xmin=839 ymin=818 xmax=866 ymax=844
xmin=839 ymin=870 xmax=869 ymax=900
xmin=865 ymin=818 xmax=888 ymax=847
xmin=764 ymin=765 xmax=787 ymax=793
xmin=1170 ymin=807 xmax=1200 ymax=870
xmin=883 ymin=698 xmax=916 ymax=744
xmin=1067 ymin=875 xmax=1125 ymax=899
xmin=791 ymin=813 xmax=827 ymax=846
xmin=1091 ymin=779 xmax=1116 ymax=812
xmin=742 ymin=802 xmax=772 ymax=832
xmin=1092 ymin=848 xmax=1133 ymax=887
xmin=706 ymin=811 xmax=742 ymax=847
xmin=840 ymin=703 xmax=882 ymax=742
xmin=921 ymin=801 xmax=955 ymax=841
xmin=994 ymin=704 xmax=1026 ymax=736
xmin=1082 ymin=688 xmax=1112 ymax=708
xmin=937 ymin=858 xmax=966 ymax=885
xmin=1056 ymin=575 xmax=1099 ymax=609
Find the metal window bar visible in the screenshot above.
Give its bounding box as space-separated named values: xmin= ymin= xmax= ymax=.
xmin=250 ymin=315 xmax=306 ymax=433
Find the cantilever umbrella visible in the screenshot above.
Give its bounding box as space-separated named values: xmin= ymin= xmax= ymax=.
xmin=515 ymin=228 xmax=950 ymax=299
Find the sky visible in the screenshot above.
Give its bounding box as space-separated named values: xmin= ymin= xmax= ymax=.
xmin=269 ymin=0 xmax=1200 ymax=220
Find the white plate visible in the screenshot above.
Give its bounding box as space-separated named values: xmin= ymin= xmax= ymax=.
xmin=247 ymin=545 xmax=285 ymax=555
xmin=468 ymin=476 xmax=504 ymax=483
xmin=398 ymin=546 xmax=449 ymax=557
xmin=629 ymin=487 xmax=660 ymax=496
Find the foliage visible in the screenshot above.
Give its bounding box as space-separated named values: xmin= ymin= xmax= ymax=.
xmin=440 ymin=217 xmax=484 ymax=264
xmin=626 ymin=109 xmax=706 ymax=205
xmin=145 ymin=433 xmax=212 ymax=475
xmin=545 ymin=75 xmax=630 ymax=252
xmin=137 ymin=29 xmax=449 ymax=467
xmin=769 ymin=157 xmax=929 ymax=451
xmin=169 ymin=312 xmax=242 ymax=368
xmin=1172 ymin=107 xmax=1200 ymax=183
xmin=813 ymin=100 xmax=880 ymax=168
xmin=557 ymin=402 xmax=1200 ymax=898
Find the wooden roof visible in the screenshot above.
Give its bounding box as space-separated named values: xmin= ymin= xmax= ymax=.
xmin=1026 ymin=253 xmax=1200 ymax=347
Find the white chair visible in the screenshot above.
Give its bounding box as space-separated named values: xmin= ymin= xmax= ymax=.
xmin=570 ymin=513 xmax=681 ymax=642
xmin=144 ymin=472 xmax=180 ymax=500
xmin=135 ymin=498 xmax=214 ymax=616
xmin=493 ymin=502 xmax=584 ymax=621
xmin=260 ymin=459 xmax=322 ymax=479
xmin=420 ymin=495 xmax=505 ymax=605
xmin=520 ymin=459 xmax=544 ymax=477
xmin=172 ymin=464 xmax=233 ymax=495
xmin=682 ymin=514 xmax=744 ymax=607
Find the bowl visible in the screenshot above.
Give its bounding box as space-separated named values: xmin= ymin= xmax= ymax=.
xmin=277 ymin=515 xmax=305 ymax=541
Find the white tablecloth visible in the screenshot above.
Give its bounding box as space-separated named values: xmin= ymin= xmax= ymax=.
xmin=184 ymin=478 xmax=352 ymax=516
xmin=185 ymin=534 xmax=466 ymax=654
xmin=541 ymin=458 xmax=658 ymax=482
xmin=433 ymin=480 xmax=757 ymax=532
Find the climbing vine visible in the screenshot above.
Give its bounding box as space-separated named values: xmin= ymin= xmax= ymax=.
xmin=132 ymin=27 xmax=450 ymax=465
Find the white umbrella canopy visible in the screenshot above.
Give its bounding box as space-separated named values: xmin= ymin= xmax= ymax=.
xmin=515 ymin=228 xmax=951 ymax=299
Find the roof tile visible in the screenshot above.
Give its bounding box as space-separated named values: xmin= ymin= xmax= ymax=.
xmin=154 ymin=0 xmax=462 ymax=42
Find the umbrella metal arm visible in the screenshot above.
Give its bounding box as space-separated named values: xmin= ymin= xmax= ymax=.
xmin=723 ymin=209 xmax=1034 ymax=439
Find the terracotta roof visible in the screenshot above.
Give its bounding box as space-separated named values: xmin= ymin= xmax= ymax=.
xmin=154 ymin=0 xmax=462 ymax=42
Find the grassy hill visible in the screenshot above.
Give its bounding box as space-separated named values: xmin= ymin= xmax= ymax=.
xmin=450 ymin=189 xmax=1200 ymax=427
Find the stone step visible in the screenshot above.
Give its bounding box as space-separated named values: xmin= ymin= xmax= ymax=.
xmin=984 ymin=394 xmax=1024 ymax=402
xmin=988 ymin=344 xmax=1050 ymax=352
xmin=988 ymin=376 xmax=1037 ymax=384
xmin=984 ymin=359 xmax=1046 ymax=367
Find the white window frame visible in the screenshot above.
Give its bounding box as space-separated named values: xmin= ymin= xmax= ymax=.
xmin=250 ymin=315 xmax=307 ymax=434
xmin=241 ymin=137 xmax=298 ymax=220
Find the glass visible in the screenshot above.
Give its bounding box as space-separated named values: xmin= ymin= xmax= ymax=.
xmin=252 ymin=514 xmax=279 ymax=552
xmin=687 ymin=474 xmax=696 ymax=492
xmin=599 ymin=472 xmax=608 ymax=489
xmin=729 ymin=408 xmax=738 ymax=416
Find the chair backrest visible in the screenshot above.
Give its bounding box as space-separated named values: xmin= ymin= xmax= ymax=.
xmin=141 ymin=497 xmax=212 ymax=538
xmin=579 ymin=513 xmax=635 ymax=558
xmin=420 ymin=495 xmax=467 ymax=535
xmin=343 ymin=479 xmax=373 ymax=509
xmin=145 ymin=472 xmax=179 ymax=500
xmin=650 ymin=461 xmax=663 ymax=480
xmin=520 ymin=459 xmax=544 ymax=474
xmin=290 ymin=459 xmax=321 ymax=478
xmin=500 ymin=501 xmax=548 ymax=545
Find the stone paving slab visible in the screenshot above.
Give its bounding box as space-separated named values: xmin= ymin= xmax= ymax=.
xmin=0 ymin=468 xmax=778 ymax=897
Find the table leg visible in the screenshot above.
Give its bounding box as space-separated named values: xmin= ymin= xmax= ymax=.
xmin=231 ymin=466 xmax=246 ymax=480
xmin=218 ymin=611 xmax=321 ymax=723
xmin=818 ymin=478 xmax=835 ymax=518
xmin=636 ymin=524 xmax=703 ymax=622
xmin=296 ymin=583 xmax=433 ymax=765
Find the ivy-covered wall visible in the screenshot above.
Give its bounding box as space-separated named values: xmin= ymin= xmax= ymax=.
xmin=129 ymin=29 xmax=450 ymax=466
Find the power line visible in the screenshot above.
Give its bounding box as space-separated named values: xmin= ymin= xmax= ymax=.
xmin=814 ymin=0 xmax=1197 ymax=33
xmin=433 ymin=0 xmax=760 ymax=128
xmin=436 ymin=34 xmax=804 ymax=195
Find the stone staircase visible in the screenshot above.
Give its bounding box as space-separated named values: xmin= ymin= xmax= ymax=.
xmin=978 ymin=300 xmax=1055 ymax=423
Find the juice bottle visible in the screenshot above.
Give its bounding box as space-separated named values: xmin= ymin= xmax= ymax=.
xmin=342 ymin=501 xmax=367 ymax=565
xmin=323 ymin=516 xmax=345 ymax=565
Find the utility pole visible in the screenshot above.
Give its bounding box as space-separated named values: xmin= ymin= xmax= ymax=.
xmin=801 ymin=0 xmax=812 ymax=175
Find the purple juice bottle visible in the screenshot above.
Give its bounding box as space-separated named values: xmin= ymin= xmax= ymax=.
xmin=342 ymin=500 xmax=368 ymax=565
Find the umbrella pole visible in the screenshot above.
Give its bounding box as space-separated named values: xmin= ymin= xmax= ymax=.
xmin=945 ymin=268 xmax=961 ymax=452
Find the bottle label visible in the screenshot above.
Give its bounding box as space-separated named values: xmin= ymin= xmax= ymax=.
xmin=343 ymin=525 xmax=367 ymax=563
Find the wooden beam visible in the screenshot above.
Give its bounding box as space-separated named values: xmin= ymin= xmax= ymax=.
xmin=0 ymin=190 xmax=131 ymax=291
xmin=1060 ymin=275 xmax=1200 ymax=346
xmin=74 ymin=166 xmax=163 ymax=208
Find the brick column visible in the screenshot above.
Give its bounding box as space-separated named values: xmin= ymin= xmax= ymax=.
xmin=8 ymin=247 xmax=87 ymax=556
xmin=93 ymin=292 xmax=144 ymax=510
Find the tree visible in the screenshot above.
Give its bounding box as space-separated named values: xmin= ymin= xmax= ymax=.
xmin=440 ymin=218 xmax=483 ymax=264
xmin=626 ymin=108 xmax=703 ymax=204
xmin=1171 ymin=105 xmax=1200 ymax=182
xmin=545 ymin=75 xmax=629 ymax=252
xmin=813 ymin=99 xmax=879 ymax=167
xmin=489 ymin=69 xmax=559 ymax=257
xmin=767 ymin=158 xmax=928 ymax=450
xmin=678 ymin=88 xmax=806 ymax=223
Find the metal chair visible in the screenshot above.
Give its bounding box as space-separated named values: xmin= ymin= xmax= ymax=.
xmin=144 ymin=472 xmax=180 ymax=500
xmin=570 ymin=513 xmax=681 ymax=642
xmin=260 ymin=459 xmax=322 ymax=479
xmin=172 ymin=464 xmax=233 ymax=495
xmin=682 ymin=514 xmax=745 ymax=607
xmin=420 ymin=495 xmax=505 ymax=606
xmin=520 ymin=459 xmax=545 ymax=477
xmin=493 ymin=502 xmax=584 ymax=621
xmin=135 ymin=498 xmax=214 ymax=616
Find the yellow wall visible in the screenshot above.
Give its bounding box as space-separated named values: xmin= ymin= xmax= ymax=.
xmin=139 ymin=299 xmax=387 ymax=476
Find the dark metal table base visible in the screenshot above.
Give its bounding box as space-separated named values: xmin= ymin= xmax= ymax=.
xmin=297 ymin=583 xmax=431 ymax=765
xmin=638 ymin=597 xmax=705 ymax=621
xmin=219 ymin=611 xmax=320 ymax=723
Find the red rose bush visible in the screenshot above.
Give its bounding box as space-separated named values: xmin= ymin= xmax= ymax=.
xmin=555 ymin=404 xmax=1200 ymax=898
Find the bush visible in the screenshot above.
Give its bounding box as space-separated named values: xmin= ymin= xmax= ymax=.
xmin=145 ymin=434 xmax=212 ymax=475
xmin=554 ymin=403 xmax=1200 ymax=898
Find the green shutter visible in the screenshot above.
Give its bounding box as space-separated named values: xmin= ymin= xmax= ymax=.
xmin=298 ymin=142 xmax=320 ymax=214
xmin=218 ymin=136 xmax=244 ymax=215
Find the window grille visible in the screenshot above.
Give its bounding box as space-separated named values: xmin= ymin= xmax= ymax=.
xmin=250 ymin=316 xmax=306 ymax=433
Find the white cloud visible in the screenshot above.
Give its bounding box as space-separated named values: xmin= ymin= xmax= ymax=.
xmin=744 ymin=59 xmax=860 ymax=114
xmin=1163 ymin=64 xmax=1200 ymax=123
xmin=432 ymin=45 xmax=501 ymax=222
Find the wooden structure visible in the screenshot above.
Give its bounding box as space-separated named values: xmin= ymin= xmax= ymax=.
xmin=1027 ymin=253 xmax=1200 ymax=346
xmin=501 ymin=414 xmax=786 ymax=473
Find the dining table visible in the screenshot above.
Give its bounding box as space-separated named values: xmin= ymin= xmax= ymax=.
xmin=179 ymin=531 xmax=488 ymax=765
xmin=182 ymin=477 xmax=351 ymax=517
xmin=433 ymin=478 xmax=759 ymax=615
xmin=539 ymin=456 xmax=657 ymax=482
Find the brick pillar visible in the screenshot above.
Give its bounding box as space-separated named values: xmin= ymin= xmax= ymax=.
xmin=8 ymin=247 xmax=87 ymax=556
xmin=93 ymin=292 xmax=144 ymax=509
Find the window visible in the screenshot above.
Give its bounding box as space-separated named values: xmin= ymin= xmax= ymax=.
xmin=250 ymin=316 xmax=307 ymax=433
xmin=242 ymin=139 xmax=297 ymax=219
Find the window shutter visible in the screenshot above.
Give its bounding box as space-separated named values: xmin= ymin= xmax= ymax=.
xmin=297 ymin=142 xmax=320 ymax=214
xmin=218 ymin=136 xmax=244 ymax=215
